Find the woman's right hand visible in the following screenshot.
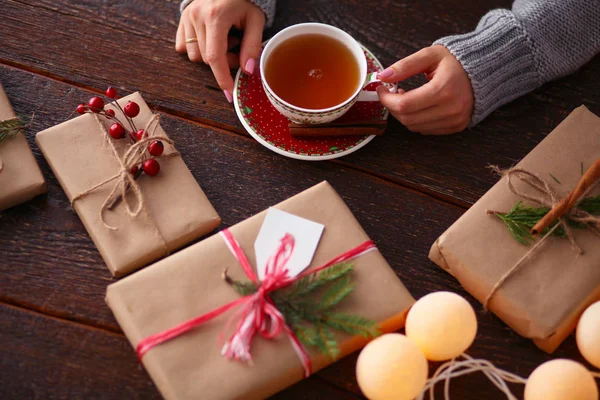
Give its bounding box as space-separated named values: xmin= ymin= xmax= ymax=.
xmin=176 ymin=0 xmax=266 ymax=102
xmin=377 ymin=46 xmax=473 ymax=135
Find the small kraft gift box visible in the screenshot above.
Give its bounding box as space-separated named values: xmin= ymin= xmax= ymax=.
xmin=36 ymin=92 xmax=221 ymax=276
xmin=430 ymin=105 xmax=600 ymax=353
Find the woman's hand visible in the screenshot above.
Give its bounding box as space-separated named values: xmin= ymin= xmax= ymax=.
xmin=377 ymin=46 xmax=473 ymax=135
xmin=176 ymin=0 xmax=266 ymax=102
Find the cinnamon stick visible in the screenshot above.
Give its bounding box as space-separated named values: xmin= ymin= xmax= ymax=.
xmin=289 ymin=119 xmax=387 ymax=137
xmin=531 ymin=158 xmax=600 ymax=235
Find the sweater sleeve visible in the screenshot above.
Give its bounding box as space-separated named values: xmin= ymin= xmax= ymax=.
xmin=433 ymin=0 xmax=600 ymax=126
xmin=180 ymin=0 xmax=276 ymax=28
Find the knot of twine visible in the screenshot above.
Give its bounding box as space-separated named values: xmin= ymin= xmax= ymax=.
xmin=484 ymin=163 xmax=600 ymax=309
xmin=70 ymin=114 xmax=178 ymax=231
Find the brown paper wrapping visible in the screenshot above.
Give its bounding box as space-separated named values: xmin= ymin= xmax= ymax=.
xmin=430 ymin=106 xmax=600 ymax=353
xmin=107 ymin=181 xmax=414 ymax=400
xmin=0 ymin=83 xmax=46 ymax=211
xmin=36 ymin=93 xmax=221 ymax=277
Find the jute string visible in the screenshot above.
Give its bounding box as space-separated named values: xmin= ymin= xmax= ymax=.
xmin=417 ymin=353 xmax=600 ymax=400
xmin=70 ymin=114 xmax=179 ymax=254
xmin=483 ymin=166 xmax=600 ymax=309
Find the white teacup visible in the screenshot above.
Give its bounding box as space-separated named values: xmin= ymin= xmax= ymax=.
xmin=260 ymin=23 xmax=395 ymax=125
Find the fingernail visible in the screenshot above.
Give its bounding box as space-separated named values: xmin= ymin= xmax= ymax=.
xmin=223 ymin=90 xmax=233 ymax=103
xmin=377 ymin=68 xmax=393 ymax=79
xmin=245 ymin=58 xmax=256 ymax=75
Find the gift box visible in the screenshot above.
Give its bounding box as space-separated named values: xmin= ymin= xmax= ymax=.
xmin=106 ymin=181 xmax=414 ymax=400
xmin=36 ymin=93 xmax=221 ymax=277
xmin=0 ymin=83 xmax=46 ymax=210
xmin=430 ymin=106 xmax=600 ymax=353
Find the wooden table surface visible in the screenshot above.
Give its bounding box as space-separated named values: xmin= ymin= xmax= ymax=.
xmin=1 ymin=0 xmax=598 ymax=399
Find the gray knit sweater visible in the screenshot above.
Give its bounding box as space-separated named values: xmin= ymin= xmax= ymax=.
xmin=434 ymin=0 xmax=600 ymax=125
xmin=182 ymin=0 xmax=599 ymax=126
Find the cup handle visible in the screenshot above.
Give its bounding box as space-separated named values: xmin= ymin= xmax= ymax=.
xmin=356 ymin=72 xmax=398 ymax=102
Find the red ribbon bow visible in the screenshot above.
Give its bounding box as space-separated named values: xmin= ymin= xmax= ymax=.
xmin=136 ymin=227 xmax=377 ymax=377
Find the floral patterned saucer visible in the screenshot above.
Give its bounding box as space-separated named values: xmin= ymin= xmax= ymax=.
xmin=233 ymin=43 xmax=389 ymax=161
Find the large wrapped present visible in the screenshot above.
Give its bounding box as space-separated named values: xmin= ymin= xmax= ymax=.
xmin=107 ymin=181 xmax=414 ymax=400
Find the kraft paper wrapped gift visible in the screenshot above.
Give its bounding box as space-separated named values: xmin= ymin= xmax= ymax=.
xmin=106 ymin=181 xmax=414 ymax=400
xmin=0 ymin=83 xmax=46 ymax=210
xmin=430 ymin=106 xmax=600 ymax=353
xmin=36 ymin=93 xmax=221 ymax=277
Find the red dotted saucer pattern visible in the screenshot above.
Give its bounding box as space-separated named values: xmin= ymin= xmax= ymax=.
xmin=235 ymin=47 xmax=388 ymax=157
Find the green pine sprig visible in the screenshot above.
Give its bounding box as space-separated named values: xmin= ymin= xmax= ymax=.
xmin=0 ymin=118 xmax=26 ymax=144
xmin=491 ymin=196 xmax=600 ymax=245
xmin=226 ymin=262 xmax=380 ymax=360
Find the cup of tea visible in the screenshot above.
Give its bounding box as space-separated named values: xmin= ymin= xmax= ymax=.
xmin=260 ymin=23 xmax=395 ymax=125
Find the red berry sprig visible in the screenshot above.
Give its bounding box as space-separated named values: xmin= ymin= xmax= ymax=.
xmin=72 ymin=87 xmax=165 ymax=181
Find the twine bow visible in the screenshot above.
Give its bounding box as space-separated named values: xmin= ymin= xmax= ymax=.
xmin=484 ymin=162 xmax=600 ymax=308
xmin=136 ymin=228 xmax=377 ymax=378
xmin=70 ymin=114 xmax=177 ymax=231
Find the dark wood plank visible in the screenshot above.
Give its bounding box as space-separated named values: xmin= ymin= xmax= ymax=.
xmin=0 ymin=303 xmax=363 ymax=400
xmin=4 ymin=0 xmax=598 ymax=207
xmin=29 ymin=0 xmax=180 ymax=42
xmin=1 ymin=65 xmax=595 ymax=400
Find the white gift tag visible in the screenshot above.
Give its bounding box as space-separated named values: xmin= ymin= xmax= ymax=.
xmin=255 ymin=208 xmax=325 ymax=281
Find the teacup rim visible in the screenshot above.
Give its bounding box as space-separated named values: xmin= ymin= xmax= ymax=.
xmin=260 ymin=22 xmax=368 ymax=114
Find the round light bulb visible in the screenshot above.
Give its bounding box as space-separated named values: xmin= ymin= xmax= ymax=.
xmin=576 ymin=301 xmax=600 ymax=368
xmin=525 ymin=359 xmax=598 ymax=400
xmin=356 ymin=333 xmax=428 ymax=400
xmin=405 ymin=291 xmax=477 ymax=361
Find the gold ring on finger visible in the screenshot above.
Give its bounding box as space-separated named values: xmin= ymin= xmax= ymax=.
xmin=185 ymin=37 xmax=199 ymax=43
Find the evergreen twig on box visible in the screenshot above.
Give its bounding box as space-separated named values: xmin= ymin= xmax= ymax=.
xmin=491 ymin=196 xmax=600 ymax=245
xmin=226 ymin=262 xmax=380 ymax=360
xmin=0 ymin=117 xmax=27 ymax=144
